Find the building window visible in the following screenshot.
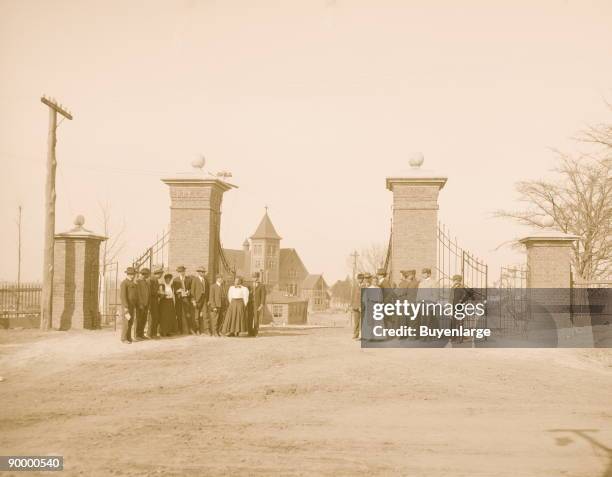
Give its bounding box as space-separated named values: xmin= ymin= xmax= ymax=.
xmin=254 ymin=260 xmax=262 ymax=269
xmin=267 ymin=244 xmax=276 ymax=254
xmin=272 ymin=305 xmax=283 ymax=318
xmin=253 ymin=244 xmax=262 ymax=255
xmin=289 ymin=269 xmax=297 ymax=279
xmin=266 ymin=257 xmax=275 ymax=268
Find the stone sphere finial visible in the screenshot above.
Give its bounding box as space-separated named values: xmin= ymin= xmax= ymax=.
xmin=541 ymin=216 xmax=555 ymax=227
xmin=74 ymin=215 xmax=85 ymax=227
xmin=408 ymin=152 xmax=424 ymax=168
xmin=191 ymin=154 xmax=206 ymax=170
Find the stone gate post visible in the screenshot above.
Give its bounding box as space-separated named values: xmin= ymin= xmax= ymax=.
xmin=519 ymin=230 xmax=582 ymax=345
xmin=519 ymin=231 xmax=578 ymax=288
xmin=386 ymin=156 xmax=447 ymax=285
xmin=162 ymin=169 xmax=236 ymax=277
xmin=52 ymin=215 xmax=106 ymax=330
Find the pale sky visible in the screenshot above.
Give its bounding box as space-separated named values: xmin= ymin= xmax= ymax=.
xmin=1 ymin=0 xmax=611 ymax=283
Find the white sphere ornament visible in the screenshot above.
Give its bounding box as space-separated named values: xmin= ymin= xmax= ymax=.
xmin=408 ymin=152 xmax=424 ymax=168
xmin=74 ymin=215 xmax=85 ymax=227
xmin=191 ymin=155 xmax=206 ymax=170
xmin=541 ymin=216 xmax=555 ymax=227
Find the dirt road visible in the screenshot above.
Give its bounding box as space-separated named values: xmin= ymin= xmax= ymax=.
xmin=1 ymin=317 xmax=611 ymax=476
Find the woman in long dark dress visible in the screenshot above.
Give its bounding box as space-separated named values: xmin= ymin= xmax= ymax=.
xmin=158 ymin=273 xmax=177 ymax=337
xmin=221 ymin=277 xmax=249 ymax=337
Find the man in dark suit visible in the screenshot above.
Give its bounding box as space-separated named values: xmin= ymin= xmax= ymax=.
xmin=208 ymin=275 xmax=226 ymax=337
xmin=190 ymin=266 xmax=210 ymax=335
xmin=172 ymin=265 xmax=196 ymax=335
xmin=135 ymin=268 xmax=151 ymax=341
xmin=120 ymin=267 xmax=139 ymax=344
xmin=397 ymin=269 xmax=419 ymax=337
xmin=377 ymin=268 xmax=396 ymax=331
xmin=147 ymin=266 xmax=163 ymax=339
xmin=248 ymin=272 xmax=266 ymax=337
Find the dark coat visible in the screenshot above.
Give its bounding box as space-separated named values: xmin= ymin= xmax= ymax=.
xmin=136 ymin=278 xmax=150 ymax=308
xmin=190 ymin=276 xmax=210 ymax=305
xmin=120 ymin=278 xmax=138 ymax=315
xmin=172 ymin=275 xmax=193 ymax=301
xmin=208 ymin=282 xmax=227 ymax=309
xmin=148 ymin=277 xmax=160 ymax=308
xmin=251 ymin=282 xmax=266 ymax=310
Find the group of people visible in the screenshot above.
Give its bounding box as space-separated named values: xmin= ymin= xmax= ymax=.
xmin=119 ymin=265 xmax=267 ymax=344
xmin=350 ymin=267 xmax=468 ymax=341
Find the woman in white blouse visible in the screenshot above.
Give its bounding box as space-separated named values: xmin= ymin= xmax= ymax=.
xmin=220 ymin=276 xmax=249 ymax=337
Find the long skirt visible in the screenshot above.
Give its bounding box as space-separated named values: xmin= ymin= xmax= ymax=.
xmin=159 ymin=298 xmax=177 ymax=336
xmin=221 ymin=298 xmax=247 ymax=336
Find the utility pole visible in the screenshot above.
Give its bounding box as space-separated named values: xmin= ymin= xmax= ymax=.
xmin=16 ymin=205 xmax=22 ymax=312
xmin=40 ymin=95 xmax=73 ymax=330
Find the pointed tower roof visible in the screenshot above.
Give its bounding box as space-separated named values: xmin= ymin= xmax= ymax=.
xmin=250 ymin=211 xmax=282 ymax=240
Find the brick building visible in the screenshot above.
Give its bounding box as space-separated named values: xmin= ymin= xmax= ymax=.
xmin=223 ymin=211 xmax=321 ymax=301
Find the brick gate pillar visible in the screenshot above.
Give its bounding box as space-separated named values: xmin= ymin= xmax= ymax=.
xmin=519 ymin=230 xmax=581 ymax=344
xmin=386 ymin=155 xmax=447 ymax=285
xmin=52 ymin=215 xmax=107 ymax=330
xmin=162 ymin=171 xmax=236 ymax=278
xmin=519 ymin=232 xmax=578 ymax=288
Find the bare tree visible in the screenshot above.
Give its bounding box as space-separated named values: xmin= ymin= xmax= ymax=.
xmin=99 ymin=201 xmax=126 ymax=274
xmin=358 ymin=242 xmax=387 ymax=275
xmin=497 ymin=154 xmax=611 ymax=281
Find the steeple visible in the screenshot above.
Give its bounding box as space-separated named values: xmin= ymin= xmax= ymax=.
xmin=249 ymin=208 xmax=281 ymax=287
xmin=250 ymin=210 xmax=282 ymax=240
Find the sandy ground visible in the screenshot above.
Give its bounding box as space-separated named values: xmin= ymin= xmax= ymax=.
xmin=0 ymin=313 xmax=611 ymax=477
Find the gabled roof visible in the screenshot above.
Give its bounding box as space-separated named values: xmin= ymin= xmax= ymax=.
xmin=267 ymin=290 xmax=308 ymax=304
xmin=301 ymin=274 xmax=328 ymax=290
xmin=250 ymin=212 xmax=282 ymax=240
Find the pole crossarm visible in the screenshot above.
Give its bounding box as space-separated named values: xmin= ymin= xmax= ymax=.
xmin=41 ymin=95 xmax=73 ymax=120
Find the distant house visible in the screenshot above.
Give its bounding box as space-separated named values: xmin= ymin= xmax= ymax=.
xmin=301 ymin=274 xmax=329 ymax=312
xmin=264 ymin=291 xmax=308 ymax=325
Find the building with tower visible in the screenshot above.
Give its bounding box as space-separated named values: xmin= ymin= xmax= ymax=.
xmin=223 ymin=210 xmax=321 ymax=302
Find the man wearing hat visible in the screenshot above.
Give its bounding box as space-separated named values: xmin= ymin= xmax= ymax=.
xmin=190 ymin=266 xmax=210 ymax=335
xmin=172 ymin=265 xmax=195 ymax=335
xmin=120 ymin=267 xmax=139 ymax=344
xmin=248 ymin=272 xmax=266 ymax=337
xmin=134 ymin=268 xmax=151 ymax=341
xmin=147 ymin=266 xmax=164 ymax=339
xmin=208 ymin=274 xmax=227 ymax=337
xmin=376 ymin=268 xmax=396 ymax=332
xmin=350 ymin=273 xmax=366 ymax=340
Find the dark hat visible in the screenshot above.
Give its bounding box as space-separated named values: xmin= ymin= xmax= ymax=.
xmin=139 ymin=268 xmax=150 ymax=276
xmin=153 ymin=266 xmax=164 ymax=275
xmin=400 ymin=270 xmax=408 ymax=276
xmin=422 ymin=268 xmax=432 ymax=274
xmin=363 ymin=273 xmax=373 ymax=279
xmin=176 ymin=265 xmax=186 ymax=272
xmin=356 ymin=273 xmax=365 ymax=280
xmin=164 ymin=273 xmax=173 ymax=279
xmin=196 ymin=266 xmax=206 ymax=273
xmin=376 ymin=268 xmax=386 ymax=276
xmin=125 ymin=266 xmax=136 ymax=275
xmin=252 ymin=272 xmax=260 ymax=278
xmin=452 ymin=274 xmax=463 ymax=281
xmin=408 ymin=269 xmax=416 ymax=275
